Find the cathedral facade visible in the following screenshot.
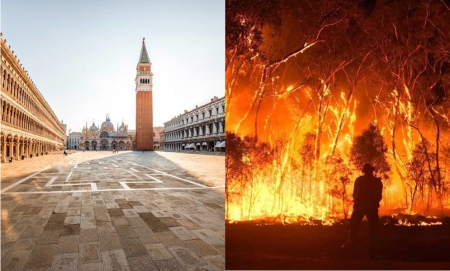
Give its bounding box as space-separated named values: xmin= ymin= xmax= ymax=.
xmin=79 ymin=115 xmax=132 ymax=151
xmin=135 ymin=38 xmax=154 ymax=150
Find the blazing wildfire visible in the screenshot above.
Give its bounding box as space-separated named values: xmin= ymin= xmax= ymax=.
xmin=226 ymin=0 xmax=450 ymax=224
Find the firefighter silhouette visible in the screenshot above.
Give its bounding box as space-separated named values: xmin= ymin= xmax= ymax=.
xmin=342 ymin=163 xmax=383 ymax=257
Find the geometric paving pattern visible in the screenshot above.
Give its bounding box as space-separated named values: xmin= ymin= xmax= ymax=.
xmin=2 ymin=157 xmax=211 ymax=194
xmin=2 ymin=152 xmax=224 ymax=270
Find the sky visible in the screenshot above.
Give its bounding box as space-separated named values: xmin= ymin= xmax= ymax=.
xmin=2 ymin=0 xmax=224 ymax=133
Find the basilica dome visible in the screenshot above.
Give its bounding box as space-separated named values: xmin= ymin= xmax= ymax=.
xmin=118 ymin=121 xmax=126 ymax=131
xmin=101 ymin=115 xmax=114 ymax=131
xmin=89 ymin=122 xmax=99 ymax=131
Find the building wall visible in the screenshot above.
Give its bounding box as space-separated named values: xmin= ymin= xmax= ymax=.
xmin=163 ymin=96 xmax=225 ymax=152
xmin=159 ymin=131 xmax=165 ymax=150
xmin=0 ymin=35 xmax=66 ymax=162
xmin=68 ymin=132 xmax=82 ymax=150
xmin=127 ymin=130 xmax=136 ymax=149
xmin=136 ymin=91 xmax=153 ymax=150
xmin=153 ymin=126 xmax=163 ymax=150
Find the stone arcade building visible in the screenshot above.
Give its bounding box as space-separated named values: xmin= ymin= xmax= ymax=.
xmin=79 ymin=115 xmax=132 ymax=151
xmin=1 ymin=34 xmax=66 ymax=162
xmin=164 ymin=96 xmax=225 ymax=152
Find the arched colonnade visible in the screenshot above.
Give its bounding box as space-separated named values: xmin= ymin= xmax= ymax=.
xmin=0 ymin=132 xmax=57 ymax=162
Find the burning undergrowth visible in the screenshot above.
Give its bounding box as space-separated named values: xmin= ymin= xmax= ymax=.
xmin=226 ymin=0 xmax=450 ymax=224
xmin=227 ymin=213 xmax=450 ymax=227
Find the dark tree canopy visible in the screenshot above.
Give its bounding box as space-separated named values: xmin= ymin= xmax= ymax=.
xmin=226 ymin=0 xmax=281 ymax=68
xmin=350 ymin=123 xmax=391 ymax=180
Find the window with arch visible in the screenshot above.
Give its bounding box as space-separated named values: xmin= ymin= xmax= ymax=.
xmin=100 ymin=131 xmax=109 ymax=138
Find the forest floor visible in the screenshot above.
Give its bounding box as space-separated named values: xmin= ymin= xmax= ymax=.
xmin=226 ymin=221 xmax=450 ymax=270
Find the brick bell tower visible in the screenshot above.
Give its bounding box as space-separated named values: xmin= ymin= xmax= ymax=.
xmin=135 ymin=38 xmax=154 ymax=150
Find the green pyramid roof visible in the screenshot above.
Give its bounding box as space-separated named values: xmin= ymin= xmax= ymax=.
xmin=139 ymin=38 xmax=150 ymax=63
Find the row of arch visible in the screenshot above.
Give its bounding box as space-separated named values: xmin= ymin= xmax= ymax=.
xmin=1 ymin=132 xmax=58 ymax=162
xmin=164 ymin=141 xmax=223 ymax=152
xmin=139 ymin=78 xmax=151 ymax=84
xmin=166 ymin=107 xmax=225 ymax=128
xmin=1 ymin=100 xmax=64 ymax=142
xmin=165 ymin=121 xmax=224 ymax=141
xmin=80 ymin=140 xmax=132 ymax=151
xmin=1 ymin=66 xmax=62 ymax=134
xmin=2 ymin=69 xmax=38 ymax=115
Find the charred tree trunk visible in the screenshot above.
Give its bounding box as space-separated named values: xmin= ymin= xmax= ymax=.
xmin=426 ymin=109 xmax=445 ymax=216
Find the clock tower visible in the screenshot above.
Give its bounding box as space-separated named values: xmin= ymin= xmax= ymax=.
xmin=135 ymin=38 xmax=154 ymax=150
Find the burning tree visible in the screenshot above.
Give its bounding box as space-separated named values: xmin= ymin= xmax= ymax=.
xmin=226 ymin=0 xmax=450 ymax=223
xmin=325 ymin=156 xmax=352 ymax=219
xmin=299 ymin=132 xmax=315 ymax=201
xmin=405 ymin=141 xmax=436 ymax=214
xmin=226 ymin=132 xmax=275 ymax=220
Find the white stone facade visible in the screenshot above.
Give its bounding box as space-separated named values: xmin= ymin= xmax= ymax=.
xmin=163 ymin=96 xmax=225 ymax=152
xmin=67 ymin=132 xmax=82 ymax=150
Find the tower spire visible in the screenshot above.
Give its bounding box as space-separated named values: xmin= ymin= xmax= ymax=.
xmin=139 ymin=37 xmax=150 ymax=63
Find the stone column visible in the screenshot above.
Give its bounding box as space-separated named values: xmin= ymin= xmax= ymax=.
xmin=20 ymin=141 xmax=24 ymax=158
xmin=7 ymin=142 xmax=12 ymax=159
xmin=15 ymin=141 xmax=20 ymax=160
xmin=1 ymin=140 xmax=6 ymax=162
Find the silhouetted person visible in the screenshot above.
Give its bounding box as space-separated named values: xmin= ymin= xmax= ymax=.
xmin=342 ymin=163 xmax=383 ymax=258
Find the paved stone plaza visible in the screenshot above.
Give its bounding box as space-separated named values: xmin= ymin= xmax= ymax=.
xmin=1 ymin=151 xmax=225 ymax=271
